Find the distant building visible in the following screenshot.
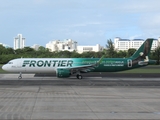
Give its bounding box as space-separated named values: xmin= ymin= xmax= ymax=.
xmin=14 ymin=34 xmax=25 ymax=50
xmin=0 ymin=43 xmax=10 ymax=48
xmin=77 ymin=44 xmax=104 ymax=54
xmin=46 ymin=39 xmax=104 ymax=53
xmin=46 ymin=39 xmax=77 ymax=52
xmin=114 ymin=37 xmax=160 ymax=51
xmin=31 ymin=44 xmax=40 ymax=51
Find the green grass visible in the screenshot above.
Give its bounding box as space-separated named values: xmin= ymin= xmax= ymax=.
xmin=0 ymin=68 xmax=7 ymax=73
xmin=0 ymin=65 xmax=8 ymax=73
xmin=118 ymin=68 xmax=160 ymax=73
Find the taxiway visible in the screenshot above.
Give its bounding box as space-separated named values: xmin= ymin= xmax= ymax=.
xmin=0 ymin=74 xmax=160 ymax=119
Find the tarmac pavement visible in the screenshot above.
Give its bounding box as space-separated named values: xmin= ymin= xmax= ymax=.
xmin=0 ymin=74 xmax=160 ymax=119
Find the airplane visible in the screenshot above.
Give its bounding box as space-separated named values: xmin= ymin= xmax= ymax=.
xmin=2 ymin=38 xmax=156 ymax=79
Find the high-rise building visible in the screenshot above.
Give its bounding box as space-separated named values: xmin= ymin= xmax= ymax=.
xmin=14 ymin=34 xmax=25 ymax=50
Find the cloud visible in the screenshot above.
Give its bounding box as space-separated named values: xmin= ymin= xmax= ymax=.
xmin=1 ymin=0 xmax=160 ymax=47
xmin=129 ymin=35 xmax=142 ymax=40
xmin=67 ymin=22 xmax=102 ymax=28
xmin=109 ymin=0 xmax=160 ymax=13
xmin=140 ymin=14 xmax=160 ymax=28
xmin=33 ymin=0 xmax=46 ymax=4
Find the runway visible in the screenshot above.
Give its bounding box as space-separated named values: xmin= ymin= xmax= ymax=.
xmin=1 ymin=74 xmax=160 ymax=86
xmin=0 ymin=74 xmax=160 ymax=119
xmin=1 ymin=78 xmax=160 ymax=86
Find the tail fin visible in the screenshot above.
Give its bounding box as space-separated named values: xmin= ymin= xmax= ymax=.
xmin=130 ymin=38 xmax=154 ymax=59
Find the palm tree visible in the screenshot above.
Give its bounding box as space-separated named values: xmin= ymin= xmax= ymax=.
xmin=106 ymin=39 xmax=115 ymax=57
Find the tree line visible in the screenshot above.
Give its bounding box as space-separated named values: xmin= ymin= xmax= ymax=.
xmin=0 ymin=39 xmax=159 ymax=64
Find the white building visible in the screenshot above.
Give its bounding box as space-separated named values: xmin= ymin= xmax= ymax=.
xmin=31 ymin=44 xmax=40 ymax=51
xmin=0 ymin=43 xmax=10 ymax=48
xmin=46 ymin=39 xmax=77 ymax=52
xmin=14 ymin=34 xmax=25 ymax=50
xmin=77 ymin=44 xmax=104 ymax=54
xmin=114 ymin=37 xmax=160 ymax=51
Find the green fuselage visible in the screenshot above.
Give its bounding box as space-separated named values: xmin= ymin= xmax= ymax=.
xmin=6 ymin=57 xmax=143 ymax=73
xmin=74 ymin=58 xmax=139 ymax=72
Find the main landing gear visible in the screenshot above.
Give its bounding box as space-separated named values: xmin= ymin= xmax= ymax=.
xmin=18 ymin=72 xmax=22 ymax=79
xmin=76 ymin=74 xmax=83 ymax=79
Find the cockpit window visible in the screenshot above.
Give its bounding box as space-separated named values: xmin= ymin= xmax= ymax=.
xmin=8 ymin=62 xmax=13 ymax=64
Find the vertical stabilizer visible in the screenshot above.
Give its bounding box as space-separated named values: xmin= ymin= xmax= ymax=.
xmin=130 ymin=38 xmax=154 ymax=59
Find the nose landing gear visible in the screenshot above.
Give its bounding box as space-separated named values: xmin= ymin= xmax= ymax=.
xmin=18 ymin=72 xmax=22 ymax=79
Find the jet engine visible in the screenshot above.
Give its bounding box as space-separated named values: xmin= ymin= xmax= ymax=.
xmin=56 ymin=68 xmax=71 ymax=78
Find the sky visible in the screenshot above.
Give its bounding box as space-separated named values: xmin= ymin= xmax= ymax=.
xmin=1 ymin=0 xmax=160 ymax=47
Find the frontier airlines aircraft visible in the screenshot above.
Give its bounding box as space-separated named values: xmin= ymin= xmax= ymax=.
xmin=2 ymin=38 xmax=156 ymax=79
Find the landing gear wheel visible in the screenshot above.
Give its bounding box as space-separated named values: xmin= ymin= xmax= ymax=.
xmin=18 ymin=72 xmax=22 ymax=79
xmin=76 ymin=74 xmax=79 ymax=79
xmin=76 ymin=74 xmax=83 ymax=79
xmin=78 ymin=75 xmax=82 ymax=79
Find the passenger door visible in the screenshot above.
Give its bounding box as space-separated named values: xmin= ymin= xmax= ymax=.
xmin=127 ymin=59 xmax=132 ymax=68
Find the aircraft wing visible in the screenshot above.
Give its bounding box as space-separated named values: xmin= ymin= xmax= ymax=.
xmin=66 ymin=55 xmax=104 ymax=74
xmin=67 ymin=64 xmax=96 ymax=73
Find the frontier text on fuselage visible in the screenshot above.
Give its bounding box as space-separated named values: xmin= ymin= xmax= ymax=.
xmin=22 ymin=60 xmax=73 ymax=67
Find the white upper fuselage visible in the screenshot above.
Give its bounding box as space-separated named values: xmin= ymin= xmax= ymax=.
xmin=2 ymin=57 xmax=129 ymax=73
xmin=2 ymin=58 xmax=67 ymax=73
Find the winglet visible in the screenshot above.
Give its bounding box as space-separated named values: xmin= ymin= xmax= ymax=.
xmin=97 ymin=55 xmax=104 ymax=65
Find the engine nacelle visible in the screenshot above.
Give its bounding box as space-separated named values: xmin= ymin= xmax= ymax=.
xmin=56 ymin=68 xmax=71 ymax=78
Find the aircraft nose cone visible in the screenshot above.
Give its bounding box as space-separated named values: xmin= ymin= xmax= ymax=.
xmin=2 ymin=65 xmax=7 ymax=71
